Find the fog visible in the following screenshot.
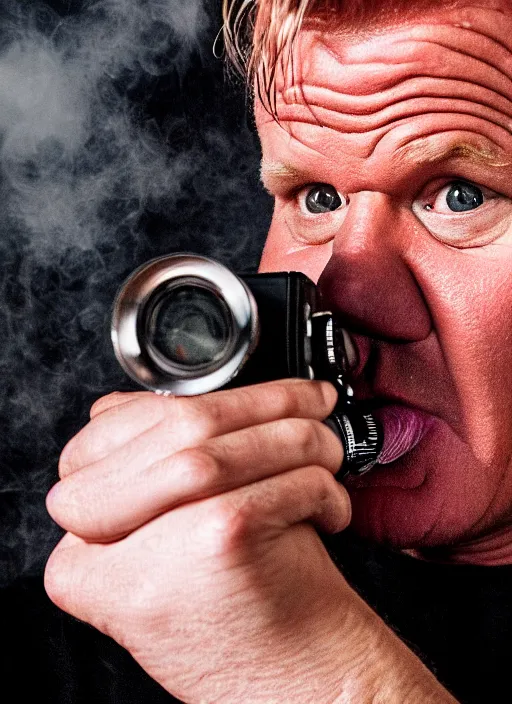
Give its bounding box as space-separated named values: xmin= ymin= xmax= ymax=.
xmin=0 ymin=0 xmax=271 ymax=583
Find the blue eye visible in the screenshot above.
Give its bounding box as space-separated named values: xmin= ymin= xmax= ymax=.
xmin=446 ymin=182 xmax=484 ymax=212
xmin=305 ymin=184 xmax=344 ymax=213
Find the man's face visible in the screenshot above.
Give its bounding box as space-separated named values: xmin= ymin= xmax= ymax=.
xmin=256 ymin=2 xmax=512 ymax=562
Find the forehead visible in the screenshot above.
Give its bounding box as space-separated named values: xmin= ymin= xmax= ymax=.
xmin=255 ymin=3 xmax=512 ymax=185
xmin=256 ymin=1 xmax=512 ymax=108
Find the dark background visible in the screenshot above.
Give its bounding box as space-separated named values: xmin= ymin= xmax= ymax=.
xmin=0 ymin=0 xmax=272 ymax=585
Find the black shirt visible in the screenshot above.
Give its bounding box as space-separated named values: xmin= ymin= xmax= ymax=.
xmin=3 ymin=532 xmax=511 ymax=703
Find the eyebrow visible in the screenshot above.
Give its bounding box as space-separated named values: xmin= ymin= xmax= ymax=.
xmin=260 ymin=161 xmax=308 ymax=193
xmin=260 ymin=141 xmax=512 ymax=195
xmin=397 ymin=141 xmax=512 ymax=169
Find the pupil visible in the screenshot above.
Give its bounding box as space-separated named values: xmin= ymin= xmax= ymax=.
xmin=446 ymin=182 xmax=484 ymax=212
xmin=306 ymin=185 xmax=342 ymax=213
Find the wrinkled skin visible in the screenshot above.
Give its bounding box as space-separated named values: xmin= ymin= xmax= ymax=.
xmin=258 ymin=1 xmax=512 ymax=563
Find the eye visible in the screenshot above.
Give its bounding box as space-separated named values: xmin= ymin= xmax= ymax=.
xmin=300 ymin=184 xmax=347 ymax=214
xmin=425 ymin=180 xmax=485 ymax=214
xmin=413 ymin=178 xmax=512 ymax=248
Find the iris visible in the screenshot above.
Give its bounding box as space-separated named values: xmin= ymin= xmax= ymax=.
xmin=446 ymin=182 xmax=484 ymax=212
xmin=305 ymin=184 xmax=343 ymax=213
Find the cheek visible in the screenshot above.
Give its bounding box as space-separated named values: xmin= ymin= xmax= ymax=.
xmin=258 ymin=219 xmax=333 ymax=281
xmin=415 ymin=244 xmax=512 ymax=464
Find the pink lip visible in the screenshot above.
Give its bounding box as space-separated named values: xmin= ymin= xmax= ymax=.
xmin=373 ymin=404 xmax=436 ymax=464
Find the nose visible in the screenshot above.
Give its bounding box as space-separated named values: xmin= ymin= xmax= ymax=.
xmin=317 ymin=192 xmax=432 ymax=341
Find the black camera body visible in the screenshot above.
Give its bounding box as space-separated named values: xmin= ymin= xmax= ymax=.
xmin=223 ymin=272 xmax=317 ymax=388
xmin=112 ymin=254 xmax=383 ymax=476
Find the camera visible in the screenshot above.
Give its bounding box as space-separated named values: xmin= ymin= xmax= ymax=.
xmin=111 ymin=253 xmax=383 ymax=477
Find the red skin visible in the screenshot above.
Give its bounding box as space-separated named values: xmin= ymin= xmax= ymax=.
xmin=257 ymin=1 xmax=512 ymax=563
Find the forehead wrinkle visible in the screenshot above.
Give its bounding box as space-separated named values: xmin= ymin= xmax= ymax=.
xmin=283 ymin=77 xmax=512 ymax=121
xmin=277 ymin=98 xmax=512 ymax=141
xmin=275 ymin=72 xmax=512 ymax=148
xmin=285 ymin=20 xmax=512 ymax=112
xmin=445 ymin=4 xmax=512 ymax=57
xmin=268 ymin=20 xmax=512 ymax=136
xmin=413 ymin=36 xmax=512 ymax=98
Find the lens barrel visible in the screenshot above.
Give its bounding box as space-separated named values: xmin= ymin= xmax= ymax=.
xmin=111 ymin=254 xmax=259 ymax=395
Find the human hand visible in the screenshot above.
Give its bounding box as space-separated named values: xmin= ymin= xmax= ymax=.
xmin=44 ymin=379 xmax=361 ymax=703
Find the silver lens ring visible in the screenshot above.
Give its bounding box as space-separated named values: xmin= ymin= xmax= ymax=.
xmin=111 ymin=254 xmax=260 ymax=395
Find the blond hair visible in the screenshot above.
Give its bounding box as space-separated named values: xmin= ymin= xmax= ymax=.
xmin=222 ymin=0 xmax=312 ymax=113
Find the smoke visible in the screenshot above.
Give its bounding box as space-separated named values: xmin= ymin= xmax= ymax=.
xmin=1 ymin=0 xmax=210 ymax=255
xmin=0 ymin=0 xmax=271 ymax=583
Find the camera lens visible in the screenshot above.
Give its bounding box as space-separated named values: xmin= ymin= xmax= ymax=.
xmin=112 ymin=253 xmax=259 ymax=395
xmin=146 ymin=285 xmax=232 ymax=368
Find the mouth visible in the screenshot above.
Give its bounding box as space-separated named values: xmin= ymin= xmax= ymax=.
xmin=337 ymin=330 xmax=436 ymax=466
xmin=341 ymin=399 xmax=438 ymax=492
xmin=373 ymin=404 xmax=436 ymax=465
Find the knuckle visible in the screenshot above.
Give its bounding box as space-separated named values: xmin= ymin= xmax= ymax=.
xmin=269 ymin=382 xmax=300 ymax=416
xmin=302 ymin=465 xmax=338 ymax=511
xmin=129 ymin=393 xmax=171 ymax=423
xmin=175 ymin=446 xmax=222 ymax=492
xmin=119 ymin=574 xmax=162 ymax=624
xmin=310 ymin=464 xmax=350 ymax=515
xmin=90 ymin=391 xmax=157 ymax=418
xmin=321 ymin=421 xmax=345 ymax=470
xmin=280 ymin=417 xmax=322 ymax=455
xmin=47 ymin=475 xmax=116 ymax=540
xmin=309 ymin=418 xmax=330 ymax=448
xmin=46 ymin=483 xmax=64 ymax=525
xmin=310 ymin=463 xmax=335 ymax=489
xmin=46 ymin=481 xmax=80 ymax=530
xmin=226 ymin=385 xmax=257 ymax=417
xmin=165 ymin=397 xmax=217 ymax=441
xmin=97 ymin=392 xmax=168 ymax=426
xmin=270 ymin=379 xmax=328 ymax=416
xmin=89 ymin=392 xmax=121 ymax=417
xmin=202 ymin=498 xmax=252 ymax=555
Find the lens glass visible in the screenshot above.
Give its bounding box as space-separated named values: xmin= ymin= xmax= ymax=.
xmin=147 ymin=285 xmax=232 ymax=367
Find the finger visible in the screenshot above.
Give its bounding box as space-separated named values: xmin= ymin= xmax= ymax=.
xmin=209 ymin=464 xmax=352 ymax=539
xmin=44 ymin=534 xmax=109 ymax=627
xmin=59 ymin=394 xmax=170 ymax=478
xmin=58 ymin=379 xmax=338 ymax=478
xmin=47 ymin=417 xmax=343 ymax=541
xmin=89 ymin=392 xmax=154 ymax=419
xmin=44 ymin=466 xmax=351 ymax=631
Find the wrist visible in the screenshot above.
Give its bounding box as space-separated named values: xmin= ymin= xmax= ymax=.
xmin=327 ymin=591 xmax=459 ymax=704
